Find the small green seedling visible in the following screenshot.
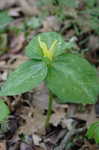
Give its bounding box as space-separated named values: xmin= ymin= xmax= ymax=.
xmin=0 ymin=99 xmax=10 ymax=133
xmin=0 ymin=11 xmax=13 ymax=55
xmin=0 ymin=99 xmax=10 ymax=122
xmin=0 ymin=32 xmax=99 ymax=127
xmin=87 ymin=121 xmax=99 ymax=144
xmin=0 ymin=11 xmax=13 ymax=33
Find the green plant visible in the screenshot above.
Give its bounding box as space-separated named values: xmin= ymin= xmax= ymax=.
xmin=0 ymin=99 xmax=10 ymax=134
xmin=80 ymin=1 xmax=99 ymax=34
xmin=25 ymin=17 xmax=42 ymax=29
xmin=0 ymin=33 xmax=8 ymax=55
xmin=0 ymin=11 xmax=13 ymax=55
xmin=0 ymin=11 xmax=13 ymax=33
xmin=87 ymin=121 xmax=99 ymax=143
xmin=0 ymin=99 xmax=10 ymax=122
xmin=0 ymin=32 xmax=98 ymax=127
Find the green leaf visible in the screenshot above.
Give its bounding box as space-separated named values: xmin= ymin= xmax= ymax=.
xmin=0 ymin=11 xmax=13 ymax=32
xmin=87 ymin=122 xmax=99 ymax=143
xmin=25 ymin=32 xmax=71 ymax=60
xmin=35 ymin=0 xmax=53 ymax=6
xmin=0 ymin=60 xmax=47 ymax=96
xmin=58 ymin=0 xmax=78 ymax=8
xmin=26 ymin=17 xmax=42 ymax=29
xmin=0 ymin=33 xmax=8 ymax=55
xmin=46 ymin=53 xmax=99 ymax=104
xmin=84 ymin=0 xmax=96 ymax=8
xmin=0 ymin=100 xmax=10 ymax=122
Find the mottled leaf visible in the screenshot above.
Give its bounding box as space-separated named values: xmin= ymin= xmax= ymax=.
xmin=0 ymin=60 xmax=47 ymax=96
xmin=46 ymin=53 xmax=99 ymax=104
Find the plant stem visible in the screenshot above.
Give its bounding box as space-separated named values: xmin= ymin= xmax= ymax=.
xmin=45 ymin=91 xmax=53 ymax=128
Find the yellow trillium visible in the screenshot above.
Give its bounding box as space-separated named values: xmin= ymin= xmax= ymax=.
xmin=38 ymin=36 xmax=57 ymax=61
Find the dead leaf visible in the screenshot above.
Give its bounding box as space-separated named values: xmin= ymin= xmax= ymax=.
xmin=0 ymin=141 xmax=6 ymax=150
xmin=10 ymin=33 xmax=25 ymax=54
xmin=33 ymin=83 xmax=49 ymax=110
xmin=18 ymin=106 xmax=46 ymax=135
xmin=32 ymin=134 xmax=41 ymax=146
xmin=9 ymin=7 xmax=22 ymax=17
xmin=0 ymin=0 xmax=16 ymax=9
xmin=18 ymin=0 xmax=40 ymax=16
xmin=75 ymin=105 xmax=99 ymax=127
xmin=50 ymin=104 xmax=68 ymax=126
xmin=20 ymin=143 xmax=34 ymax=150
xmin=42 ymin=16 xmax=60 ymax=32
xmin=88 ymin=35 xmax=99 ymax=51
xmin=0 ymin=70 xmax=8 ymax=82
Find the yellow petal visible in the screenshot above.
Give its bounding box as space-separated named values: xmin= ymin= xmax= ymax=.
xmin=49 ymin=40 xmax=57 ymax=51
xmin=38 ymin=37 xmax=57 ymax=61
xmin=38 ymin=37 xmax=48 ymax=54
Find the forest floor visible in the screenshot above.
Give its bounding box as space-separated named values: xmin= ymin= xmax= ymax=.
xmin=0 ymin=0 xmax=99 ymax=149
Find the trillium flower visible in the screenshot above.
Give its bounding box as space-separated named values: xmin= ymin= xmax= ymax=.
xmin=0 ymin=32 xmax=98 ymax=105
xmin=38 ymin=36 xmax=57 ymax=61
